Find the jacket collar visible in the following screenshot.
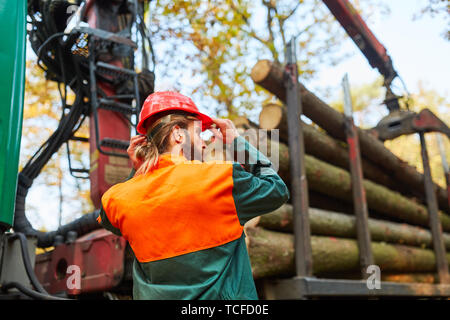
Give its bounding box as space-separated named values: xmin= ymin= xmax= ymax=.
xmin=156 ymin=153 xmax=188 ymax=169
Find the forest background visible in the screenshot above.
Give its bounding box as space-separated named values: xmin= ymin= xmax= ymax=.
xmin=21 ymin=0 xmax=450 ymax=231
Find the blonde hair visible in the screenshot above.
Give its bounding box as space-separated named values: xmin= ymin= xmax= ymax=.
xmin=134 ymin=111 xmax=199 ymax=175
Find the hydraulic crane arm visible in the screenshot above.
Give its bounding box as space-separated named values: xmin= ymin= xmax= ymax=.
xmin=322 ymin=0 xmax=449 ymax=142
xmin=322 ymin=0 xmax=401 ymax=112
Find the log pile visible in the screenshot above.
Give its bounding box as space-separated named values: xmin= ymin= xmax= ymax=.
xmin=245 ymin=226 xmax=450 ymax=279
xmin=252 ymin=59 xmax=450 ymax=214
xmin=229 ymin=60 xmax=450 ymax=284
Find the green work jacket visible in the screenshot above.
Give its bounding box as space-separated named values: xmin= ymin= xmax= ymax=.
xmin=99 ymin=135 xmax=289 ymax=299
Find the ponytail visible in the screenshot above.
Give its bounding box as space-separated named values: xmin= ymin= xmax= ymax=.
xmin=134 ymin=112 xmax=199 ymax=176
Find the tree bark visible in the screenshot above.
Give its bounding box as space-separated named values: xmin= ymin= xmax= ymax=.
xmin=308 ymin=191 xmax=353 ymax=215
xmin=231 ymin=119 xmax=357 ymax=216
xmin=271 ymin=138 xmax=450 ymax=231
xmin=246 ymin=227 xmax=450 ymax=279
xmin=251 ymin=59 xmax=449 ymax=214
xmin=257 ymin=204 xmax=450 ymax=249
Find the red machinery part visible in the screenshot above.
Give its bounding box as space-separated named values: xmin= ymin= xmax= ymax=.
xmin=34 ymin=229 xmax=127 ymax=296
xmin=33 ymin=0 xmax=134 ymax=298
xmin=322 ymin=0 xmax=395 ymax=80
xmin=86 ymin=0 xmax=133 ymax=209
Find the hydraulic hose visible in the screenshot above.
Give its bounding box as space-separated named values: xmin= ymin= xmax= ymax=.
xmin=1 ymin=232 xmax=72 ymax=300
xmin=8 ymin=233 xmax=48 ymax=294
xmin=20 ymin=0 xmax=154 ymax=249
xmin=14 ymin=176 xmax=101 ymax=248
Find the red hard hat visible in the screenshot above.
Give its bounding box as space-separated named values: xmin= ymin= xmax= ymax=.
xmin=137 ymin=91 xmax=214 ymax=135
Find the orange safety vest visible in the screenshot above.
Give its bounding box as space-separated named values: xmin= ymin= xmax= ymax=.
xmin=100 ymin=153 xmax=244 ymax=263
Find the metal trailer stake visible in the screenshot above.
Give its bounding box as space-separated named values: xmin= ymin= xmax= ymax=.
xmin=284 ymin=38 xmax=313 ymax=279
xmin=342 ymin=74 xmax=374 ymax=279
xmin=261 ymin=72 xmax=450 ymax=299
xmin=436 ymin=134 xmax=450 ymax=210
xmin=420 ymin=132 xmax=450 ymax=284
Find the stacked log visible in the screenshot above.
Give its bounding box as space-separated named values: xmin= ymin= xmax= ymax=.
xmin=243 ymin=206 xmax=450 ymax=282
xmin=259 ymin=104 xmax=410 ymax=196
xmin=246 ymin=226 xmax=450 ymax=279
xmin=256 ymin=205 xmax=450 ymax=249
xmin=227 ymin=62 xmax=450 ymax=284
xmin=251 ymin=59 xmax=450 ymax=214
xmin=270 ymin=139 xmax=450 ymax=231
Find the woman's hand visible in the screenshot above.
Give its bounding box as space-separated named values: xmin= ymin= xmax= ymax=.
xmin=209 ymin=118 xmax=240 ymax=145
xmin=127 ymin=135 xmax=147 ymax=170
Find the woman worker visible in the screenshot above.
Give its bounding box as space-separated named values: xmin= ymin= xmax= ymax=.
xmin=97 ymin=91 xmax=289 ymax=300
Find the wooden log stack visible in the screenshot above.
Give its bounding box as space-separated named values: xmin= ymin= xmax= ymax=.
xmin=226 ymin=60 xmax=450 ymax=284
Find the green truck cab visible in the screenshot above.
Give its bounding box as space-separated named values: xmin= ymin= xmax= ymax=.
xmin=0 ymin=0 xmax=27 ymax=230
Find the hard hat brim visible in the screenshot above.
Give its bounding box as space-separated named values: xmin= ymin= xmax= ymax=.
xmin=137 ymin=107 xmax=214 ymax=135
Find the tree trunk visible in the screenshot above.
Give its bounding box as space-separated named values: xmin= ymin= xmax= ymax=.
xmin=251 ymin=59 xmax=449 ymax=214
xmin=257 ymin=204 xmax=450 ymax=249
xmin=308 ymin=191 xmax=353 ymax=215
xmin=246 ymin=227 xmax=450 ymax=279
xmin=259 ymin=104 xmax=411 ymax=195
xmin=271 ymin=139 xmax=450 ymax=231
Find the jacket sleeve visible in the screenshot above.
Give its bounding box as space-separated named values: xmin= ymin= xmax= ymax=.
xmin=96 ymin=168 xmax=136 ymax=236
xmin=230 ymin=136 xmax=290 ymax=225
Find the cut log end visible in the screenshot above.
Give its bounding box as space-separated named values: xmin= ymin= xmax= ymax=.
xmin=250 ymin=60 xmax=273 ymax=83
xmin=259 ymin=103 xmax=284 ymax=130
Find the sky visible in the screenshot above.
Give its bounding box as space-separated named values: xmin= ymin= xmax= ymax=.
xmin=309 ymin=0 xmax=450 ymax=101
xmin=23 ymin=0 xmax=449 ymax=231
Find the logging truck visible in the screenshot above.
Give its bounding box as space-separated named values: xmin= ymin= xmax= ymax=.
xmin=1 ymin=0 xmax=449 ymax=300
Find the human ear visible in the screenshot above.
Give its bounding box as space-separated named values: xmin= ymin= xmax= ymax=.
xmin=172 ymin=125 xmax=185 ymax=144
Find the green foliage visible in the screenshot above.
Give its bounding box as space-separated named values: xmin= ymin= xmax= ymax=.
xmin=150 ymin=0 xmax=386 ymax=117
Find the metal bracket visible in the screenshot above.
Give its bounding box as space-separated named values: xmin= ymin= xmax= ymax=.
xmin=370 ymin=106 xmax=450 ymax=283
xmin=284 ymin=38 xmax=313 ymax=278
xmin=263 ymin=277 xmax=450 ymax=299
xmin=370 ymin=108 xmax=450 ymax=141
xmin=342 ymin=74 xmax=374 ymax=279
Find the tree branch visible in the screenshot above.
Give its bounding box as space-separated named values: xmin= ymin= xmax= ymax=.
xmin=283 ymin=2 xmax=301 ymax=22
xmin=277 ymin=1 xmax=301 ymax=49
xmin=273 ymin=6 xmax=286 ymax=51
xmin=262 ymin=0 xmax=279 ymax=63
